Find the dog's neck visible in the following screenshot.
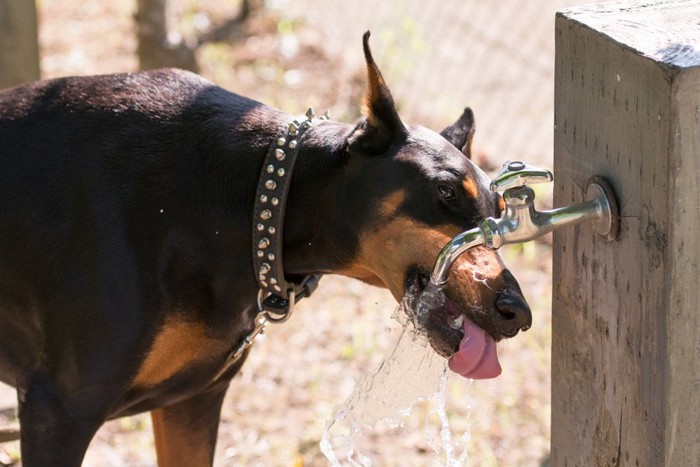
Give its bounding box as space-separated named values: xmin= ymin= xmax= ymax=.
xmin=253 ymin=110 xmax=330 ymax=300
xmin=273 ymin=117 xmax=358 ymax=277
xmin=203 ymin=104 xmax=360 ymax=280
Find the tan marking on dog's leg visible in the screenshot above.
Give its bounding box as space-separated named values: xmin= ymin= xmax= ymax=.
xmin=462 ymin=177 xmax=479 ymax=199
xmin=133 ymin=318 xmax=218 ymax=388
xmin=151 ymin=388 xmax=227 ymax=467
xmin=152 ymin=408 xmax=211 ymax=467
xmin=152 ymin=409 xmax=177 ymax=466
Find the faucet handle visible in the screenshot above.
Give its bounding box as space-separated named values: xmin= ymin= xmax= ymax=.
xmin=489 ymin=161 xmax=554 ymax=192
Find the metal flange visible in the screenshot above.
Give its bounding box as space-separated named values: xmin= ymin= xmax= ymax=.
xmin=586 ymin=175 xmax=620 ymax=242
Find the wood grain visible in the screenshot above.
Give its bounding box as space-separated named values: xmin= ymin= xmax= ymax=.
xmin=562 ymin=0 xmax=700 ymax=68
xmin=553 ymin=1 xmax=700 ymax=466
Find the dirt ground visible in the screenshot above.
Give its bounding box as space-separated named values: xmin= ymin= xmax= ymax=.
xmin=0 ymin=0 xmax=586 ymax=465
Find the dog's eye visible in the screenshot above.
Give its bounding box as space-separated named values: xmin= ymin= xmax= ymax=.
xmin=438 ymin=185 xmax=456 ymax=203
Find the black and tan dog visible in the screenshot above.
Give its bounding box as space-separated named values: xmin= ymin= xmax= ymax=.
xmin=0 ymin=33 xmax=530 ymax=466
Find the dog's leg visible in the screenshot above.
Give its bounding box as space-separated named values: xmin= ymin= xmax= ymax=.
xmin=17 ymin=370 xmax=104 ymax=467
xmin=151 ymin=385 xmax=229 ymax=467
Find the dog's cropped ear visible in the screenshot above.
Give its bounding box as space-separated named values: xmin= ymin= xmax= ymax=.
xmin=346 ymin=31 xmax=407 ymax=156
xmin=440 ymin=107 xmax=476 ymax=159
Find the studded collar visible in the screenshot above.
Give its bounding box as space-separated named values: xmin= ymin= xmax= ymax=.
xmin=251 ymin=108 xmax=328 ymax=318
xmin=212 ymin=109 xmax=329 ymax=382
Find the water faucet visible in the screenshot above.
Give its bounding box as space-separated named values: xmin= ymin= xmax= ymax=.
xmin=429 ymin=161 xmax=619 ymax=287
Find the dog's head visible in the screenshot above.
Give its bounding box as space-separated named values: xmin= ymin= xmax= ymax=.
xmin=331 ymin=32 xmax=530 ymax=377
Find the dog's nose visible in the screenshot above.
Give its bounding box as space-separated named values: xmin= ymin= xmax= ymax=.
xmin=494 ymin=270 xmax=532 ymax=336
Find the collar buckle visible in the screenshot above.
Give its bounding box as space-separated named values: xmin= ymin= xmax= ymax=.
xmin=257 ymin=273 xmax=321 ymax=322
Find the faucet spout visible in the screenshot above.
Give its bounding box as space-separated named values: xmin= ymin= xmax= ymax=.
xmin=429 ymin=170 xmax=619 ymax=288
xmin=430 ymin=227 xmax=485 ymax=286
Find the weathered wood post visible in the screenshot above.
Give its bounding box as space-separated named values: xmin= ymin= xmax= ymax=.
xmin=552 ymin=2 xmax=700 ymax=466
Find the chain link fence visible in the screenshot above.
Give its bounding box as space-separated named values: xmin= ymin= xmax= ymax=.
xmin=257 ymin=0 xmax=586 ymax=170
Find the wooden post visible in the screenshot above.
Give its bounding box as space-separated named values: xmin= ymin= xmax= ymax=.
xmin=0 ymin=0 xmax=40 ymax=89
xmin=552 ymin=2 xmax=700 ymax=466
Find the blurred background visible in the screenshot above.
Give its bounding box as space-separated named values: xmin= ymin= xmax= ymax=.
xmin=0 ymin=0 xmax=588 ymax=465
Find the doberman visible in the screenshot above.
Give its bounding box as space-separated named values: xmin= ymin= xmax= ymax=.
xmin=0 ymin=32 xmax=530 ymax=465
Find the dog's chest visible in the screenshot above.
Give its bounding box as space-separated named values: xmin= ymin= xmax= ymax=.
xmin=130 ymin=316 xmax=229 ymax=389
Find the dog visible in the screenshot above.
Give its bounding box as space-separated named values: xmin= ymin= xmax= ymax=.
xmin=0 ymin=32 xmax=530 ymax=466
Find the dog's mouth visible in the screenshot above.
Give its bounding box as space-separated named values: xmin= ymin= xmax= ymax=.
xmin=404 ymin=268 xmax=502 ymax=379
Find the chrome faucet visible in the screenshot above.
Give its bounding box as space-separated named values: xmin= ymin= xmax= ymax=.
xmin=430 ymin=161 xmax=619 ymax=287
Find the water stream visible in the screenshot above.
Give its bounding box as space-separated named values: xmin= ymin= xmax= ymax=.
xmin=414 ymin=283 xmax=446 ymax=327
xmin=320 ymin=294 xmax=471 ymax=466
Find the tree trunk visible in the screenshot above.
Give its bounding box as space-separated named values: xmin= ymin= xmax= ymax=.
xmin=135 ymin=0 xmax=198 ymax=72
xmin=0 ymin=0 xmax=40 ymax=89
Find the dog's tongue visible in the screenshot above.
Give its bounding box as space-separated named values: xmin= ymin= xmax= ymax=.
xmin=448 ymin=318 xmax=501 ymax=379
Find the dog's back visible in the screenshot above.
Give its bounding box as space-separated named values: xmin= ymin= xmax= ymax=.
xmin=0 ymin=69 xmax=278 ymax=385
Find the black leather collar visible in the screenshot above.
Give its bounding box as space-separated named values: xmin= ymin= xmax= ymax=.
xmin=251 ymin=108 xmax=326 ymax=318
xmin=214 ymin=109 xmax=329 ymax=382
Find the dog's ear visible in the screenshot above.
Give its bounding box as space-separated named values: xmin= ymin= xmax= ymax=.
xmin=440 ymin=107 xmax=476 ymax=159
xmin=346 ymin=31 xmax=407 ymax=156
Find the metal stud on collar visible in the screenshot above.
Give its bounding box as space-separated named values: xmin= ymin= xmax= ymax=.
xmin=252 ymin=108 xmax=327 ymax=313
xmin=215 ymin=108 xmax=329 ymax=383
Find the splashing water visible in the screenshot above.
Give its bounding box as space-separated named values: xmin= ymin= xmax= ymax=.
xmin=413 ymin=282 xmax=446 ymax=327
xmin=320 ymin=295 xmax=471 ymax=466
